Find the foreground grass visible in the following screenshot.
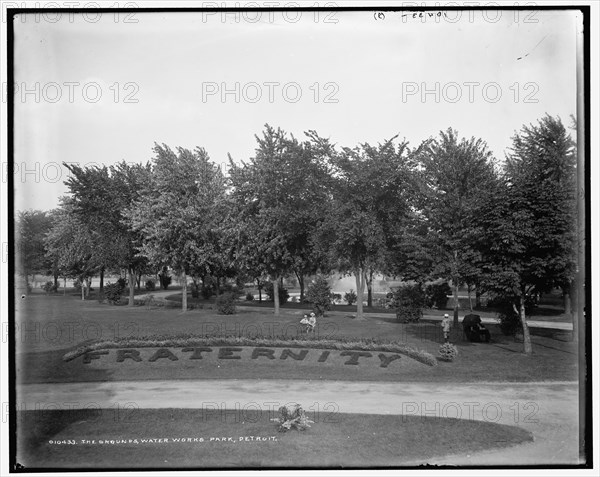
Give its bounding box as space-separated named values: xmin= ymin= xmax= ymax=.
xmin=17 ymin=409 xmax=533 ymax=469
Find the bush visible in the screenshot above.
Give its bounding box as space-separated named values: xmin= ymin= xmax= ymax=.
xmin=42 ymin=281 xmax=57 ymax=294
xmin=245 ymin=292 xmax=255 ymax=301
xmin=344 ymin=289 xmax=357 ymax=306
xmin=330 ymin=292 xmax=342 ymax=304
xmin=104 ymin=282 xmax=123 ymax=305
xmin=305 ymin=275 xmax=332 ymax=317
xmin=424 ymin=282 xmax=451 ymax=309
xmin=265 ymin=282 xmax=290 ymax=305
xmin=390 ymin=284 xmax=425 ymax=323
xmin=438 ymin=343 xmax=458 ymax=362
xmin=145 ymin=279 xmax=156 ymax=291
xmin=216 ymin=292 xmax=236 ymax=315
xmin=73 ymin=279 xmax=82 ymax=292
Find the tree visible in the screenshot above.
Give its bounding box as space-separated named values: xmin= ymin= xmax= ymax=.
xmin=229 ymin=125 xmax=331 ymax=315
xmin=63 ymin=162 xmax=151 ymax=305
xmin=44 ymin=200 xmax=106 ymax=300
xmin=321 ymin=137 xmax=416 ymax=319
xmin=127 ymin=144 xmax=226 ymax=312
xmin=16 ymin=210 xmax=54 ymax=289
xmin=476 ymin=115 xmax=577 ymax=354
xmin=416 ymin=128 xmax=499 ymax=326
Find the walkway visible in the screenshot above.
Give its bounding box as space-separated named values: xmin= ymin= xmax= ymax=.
xmin=134 ymin=291 xmax=574 ymax=331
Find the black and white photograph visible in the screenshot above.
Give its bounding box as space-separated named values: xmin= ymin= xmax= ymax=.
xmin=1 ymin=1 xmax=597 ymax=473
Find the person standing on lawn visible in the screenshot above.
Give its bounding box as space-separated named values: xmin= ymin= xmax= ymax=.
xmin=441 ymin=313 xmax=451 ymax=343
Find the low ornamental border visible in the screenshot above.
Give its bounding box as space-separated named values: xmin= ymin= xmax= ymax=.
xmin=62 ymin=334 xmax=437 ymax=367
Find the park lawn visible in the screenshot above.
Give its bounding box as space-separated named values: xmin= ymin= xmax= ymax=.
xmin=15 ymin=295 xmax=579 ymax=384
xmin=16 ymin=408 xmax=533 ymax=469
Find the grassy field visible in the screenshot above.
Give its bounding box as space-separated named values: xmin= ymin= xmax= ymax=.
xmin=17 ymin=408 xmax=533 ymax=469
xmin=15 ymin=294 xmax=579 ymax=384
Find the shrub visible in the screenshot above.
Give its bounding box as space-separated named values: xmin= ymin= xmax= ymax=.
xmin=216 ymin=292 xmax=236 ymax=315
xmin=438 ymin=343 xmax=458 ymax=361
xmin=330 ymin=292 xmax=342 ymax=304
xmin=265 ymin=282 xmax=289 ymax=305
xmin=245 ymin=292 xmax=255 ymax=301
xmin=305 ymin=275 xmax=332 ymax=317
xmin=145 ymin=279 xmax=156 ymax=291
xmin=390 ymin=284 xmax=425 ymax=323
xmin=424 ymin=282 xmax=452 ymax=309
xmin=344 ymin=289 xmax=357 ymax=306
xmin=104 ymin=282 xmax=123 ymax=305
xmin=42 ymin=281 xmax=57 ymax=294
xmin=73 ymin=279 xmax=82 ymax=292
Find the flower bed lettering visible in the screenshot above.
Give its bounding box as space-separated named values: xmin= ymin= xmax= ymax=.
xmin=80 ymin=347 xmax=406 ymax=368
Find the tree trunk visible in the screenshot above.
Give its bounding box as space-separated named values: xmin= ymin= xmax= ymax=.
xmin=452 ymin=278 xmax=460 ymax=327
xmin=475 ymin=289 xmax=481 ymax=308
xmin=99 ymin=268 xmax=104 ymax=292
xmin=137 ymin=270 xmax=142 ymax=291
xmin=355 ymin=268 xmax=366 ymax=320
xmin=257 ymin=278 xmax=262 ymax=302
xmin=81 ymin=279 xmax=85 ymax=301
xmin=273 ymin=276 xmax=280 ymax=316
xmin=181 ymin=271 xmax=188 ymax=312
xmin=128 ymin=267 xmax=135 ymax=307
xmin=367 ymin=269 xmax=373 ymax=308
xmin=215 ymin=276 xmax=221 ymax=296
xmin=63 ymin=277 xmax=66 ymax=296
xmin=295 ymin=271 xmax=305 ymax=304
xmin=53 ymin=271 xmax=58 ymax=292
xmin=85 ymin=277 xmax=91 ymax=297
xmin=467 ymin=284 xmax=473 ymax=311
xmin=517 ymin=294 xmax=532 ymax=355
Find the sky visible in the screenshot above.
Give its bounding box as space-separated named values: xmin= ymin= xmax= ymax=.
xmin=11 ymin=7 xmax=580 ymax=212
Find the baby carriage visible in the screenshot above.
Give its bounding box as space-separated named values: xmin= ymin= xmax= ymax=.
xmin=462 ymin=314 xmax=491 ymax=342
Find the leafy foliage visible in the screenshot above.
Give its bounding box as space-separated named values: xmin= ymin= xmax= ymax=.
xmin=104 ymin=282 xmax=124 ymax=305
xmin=41 ymin=281 xmax=57 ymax=294
xmin=305 ymin=275 xmax=332 ymax=316
xmin=344 ymin=289 xmax=357 ymax=306
xmin=475 ymin=115 xmax=576 ymax=353
xmin=264 ymin=282 xmax=290 ymax=305
xmin=390 ymin=284 xmax=425 ymax=323
xmin=424 ymin=282 xmax=452 ymax=309
xmin=145 ymin=280 xmax=156 ymax=291
xmin=438 ymin=343 xmax=458 ymax=362
xmin=216 ymin=292 xmax=236 ymax=315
